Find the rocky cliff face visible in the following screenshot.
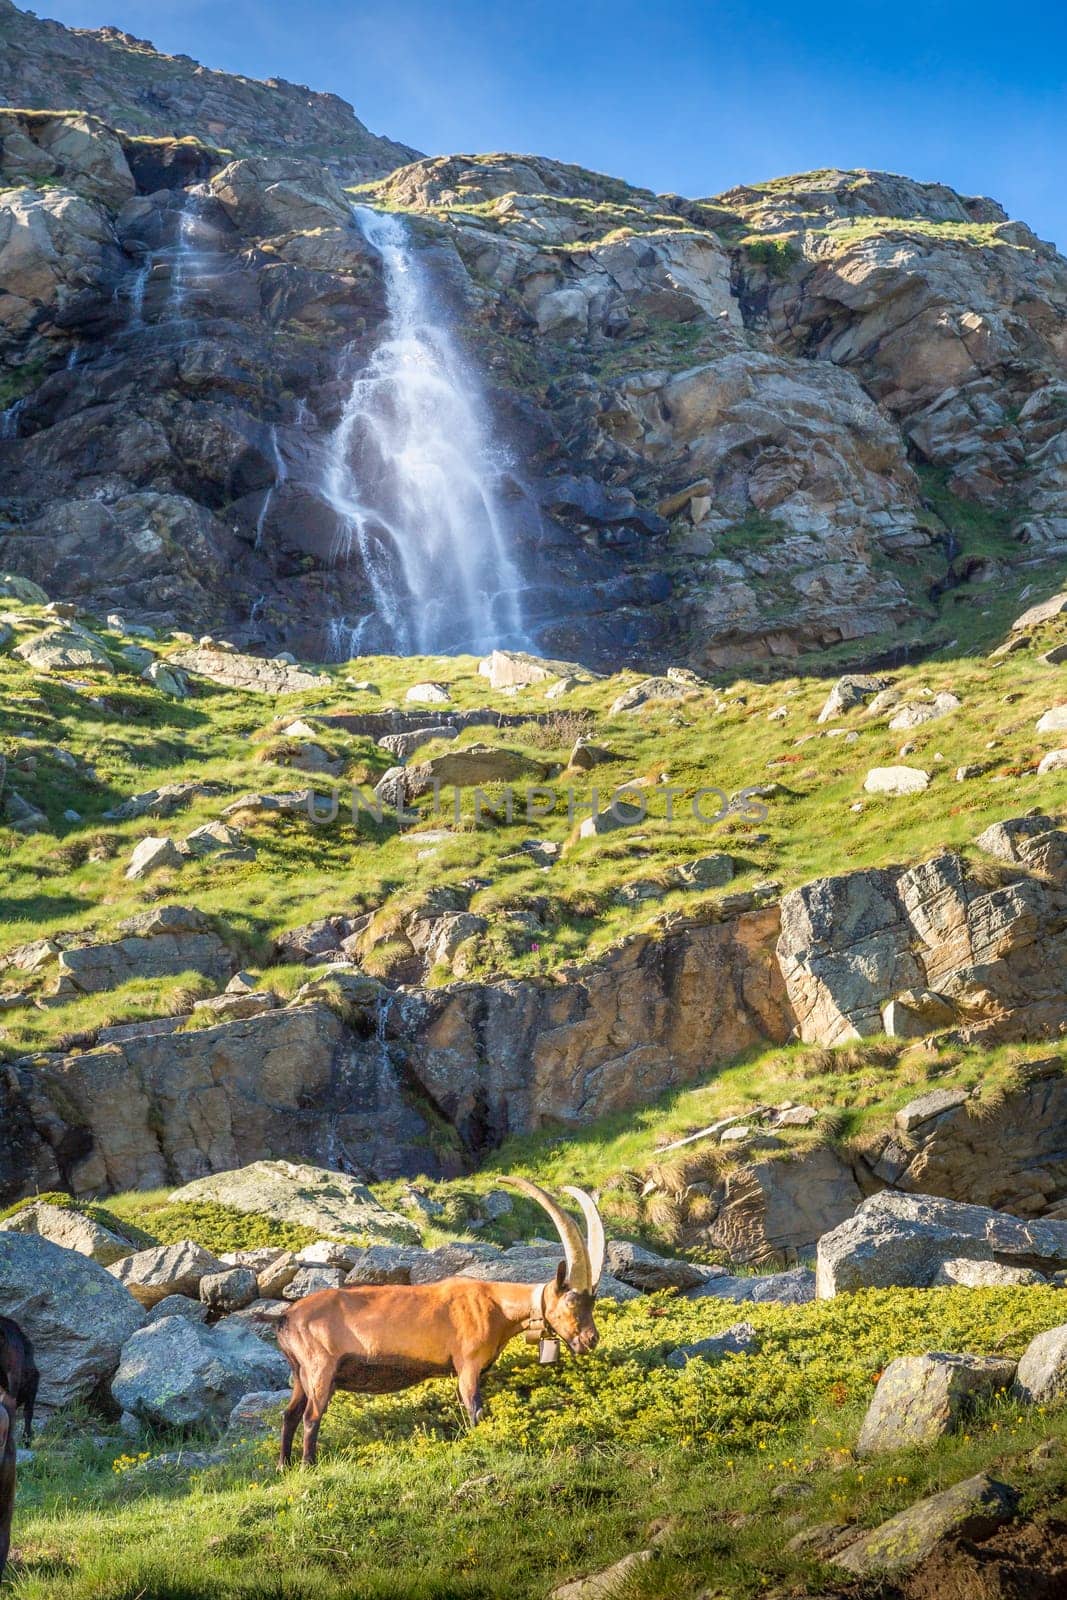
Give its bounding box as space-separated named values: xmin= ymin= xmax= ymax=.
xmin=1 ymin=7 xmax=1064 ymax=667
xmin=5 ymin=816 xmax=1064 ymax=1206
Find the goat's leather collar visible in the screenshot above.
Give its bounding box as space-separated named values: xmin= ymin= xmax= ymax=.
xmin=523 ymin=1280 xmax=549 ymax=1344
xmin=524 ymin=1281 xmax=559 ymax=1365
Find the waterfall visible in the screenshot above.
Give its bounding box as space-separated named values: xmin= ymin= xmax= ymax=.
xmin=0 ymin=398 xmax=25 ymax=441
xmin=167 ymin=197 xmax=196 ymax=319
xmin=127 ymin=258 xmax=150 ymax=326
xmin=254 ymin=425 xmax=286 ymax=550
xmin=320 ymin=205 xmax=527 ymax=658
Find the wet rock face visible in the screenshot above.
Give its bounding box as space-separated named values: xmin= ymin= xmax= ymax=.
xmin=5 ymin=1002 xmax=444 ymax=1198
xmin=2 ymin=815 xmax=1066 ymax=1206
xmin=2 ymin=906 xmax=793 ymax=1198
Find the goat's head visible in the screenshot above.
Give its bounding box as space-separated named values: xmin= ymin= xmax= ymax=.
xmin=503 ymin=1179 xmax=606 ymax=1355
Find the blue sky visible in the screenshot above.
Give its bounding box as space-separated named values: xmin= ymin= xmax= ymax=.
xmin=40 ymin=0 xmax=1067 ymax=247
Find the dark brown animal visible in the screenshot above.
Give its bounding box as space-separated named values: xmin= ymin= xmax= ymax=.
xmin=0 ymin=1396 xmax=13 ymax=1582
xmin=0 ymin=1318 xmax=37 ymax=1447
xmin=277 ymin=1179 xmax=606 ymax=1466
xmin=0 ymin=1315 xmax=36 ymax=1582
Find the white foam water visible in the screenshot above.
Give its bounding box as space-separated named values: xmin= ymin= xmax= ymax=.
xmin=320 ymin=205 xmax=527 ymax=658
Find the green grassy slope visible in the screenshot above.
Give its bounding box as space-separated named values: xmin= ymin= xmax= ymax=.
xmin=1 ymin=592 xmax=1065 ymax=1059
xmin=10 ymin=1287 xmax=1067 ymax=1599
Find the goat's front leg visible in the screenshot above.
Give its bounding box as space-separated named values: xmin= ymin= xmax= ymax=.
xmin=457 ymin=1361 xmax=485 ymax=1426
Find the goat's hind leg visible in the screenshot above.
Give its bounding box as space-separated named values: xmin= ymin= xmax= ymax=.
xmin=301 ymin=1365 xmax=336 ymax=1467
xmin=278 ymin=1372 xmax=307 ymax=1471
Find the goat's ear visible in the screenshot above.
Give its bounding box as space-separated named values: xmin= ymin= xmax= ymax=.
xmin=555 ymin=1259 xmax=567 ymax=1292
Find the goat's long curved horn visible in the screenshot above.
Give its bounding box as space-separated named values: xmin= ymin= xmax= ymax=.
xmin=501 ymin=1177 xmax=591 ymax=1292
xmin=562 ymin=1186 xmax=606 ymax=1295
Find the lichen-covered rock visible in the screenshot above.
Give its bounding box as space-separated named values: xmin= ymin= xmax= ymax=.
xmin=168 ymin=1161 xmax=418 ymax=1245
xmin=856 ymin=1353 xmax=1017 ymax=1454
xmin=1013 ymin=1323 xmax=1067 ymax=1404
xmin=817 ymin=1191 xmax=1067 ymax=1297
xmin=833 ymin=1474 xmax=1018 ymax=1576
xmin=14 ymin=622 xmax=113 ymax=673
xmin=0 ymin=1231 xmax=144 ymax=1408
xmin=169 ymin=647 xmax=329 ymax=695
xmin=0 ymin=1199 xmax=132 ymax=1266
xmin=111 ymin=1314 xmax=290 ymax=1429
xmin=224 ymin=1388 xmax=291 ymax=1439
xmin=109 ymin=1239 xmax=225 ymax=1309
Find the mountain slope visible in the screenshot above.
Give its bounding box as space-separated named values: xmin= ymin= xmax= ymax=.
xmin=1 ymin=116 xmax=1064 ymax=667
xmin=0 ymin=0 xmax=419 ymax=180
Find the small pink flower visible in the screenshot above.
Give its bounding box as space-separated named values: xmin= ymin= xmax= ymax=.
xmin=531 ymin=942 xmax=540 ymax=952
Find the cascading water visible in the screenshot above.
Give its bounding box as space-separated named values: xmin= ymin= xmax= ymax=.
xmin=126 ymin=257 xmax=150 ymax=326
xmin=255 ymin=425 xmax=286 ymax=550
xmin=167 ymin=198 xmax=196 ymax=319
xmin=0 ymin=398 xmax=25 ymax=441
xmin=321 ymin=205 xmax=527 ymax=659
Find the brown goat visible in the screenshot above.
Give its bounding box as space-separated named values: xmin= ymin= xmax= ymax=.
xmin=276 ymin=1179 xmax=606 ymax=1466
xmin=0 ymin=1316 xmax=39 ymax=1580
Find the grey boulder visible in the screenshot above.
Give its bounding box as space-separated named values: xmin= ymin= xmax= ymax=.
xmin=0 ymin=1232 xmax=144 ymax=1408
xmin=817 ymin=1191 xmax=1067 ymax=1297
xmin=109 ymin=1239 xmax=226 ymax=1308
xmin=1013 ymin=1324 xmax=1067 ymax=1405
xmin=0 ymin=1199 xmax=132 ymax=1266
xmin=605 ymin=1240 xmax=709 ymax=1292
xmin=112 ymin=1313 xmax=290 ymax=1429
xmin=665 ymin=1321 xmax=758 ymax=1369
xmin=856 ymin=1353 xmax=1017 ymax=1455
xmin=833 ymin=1474 xmax=1017 ymax=1575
